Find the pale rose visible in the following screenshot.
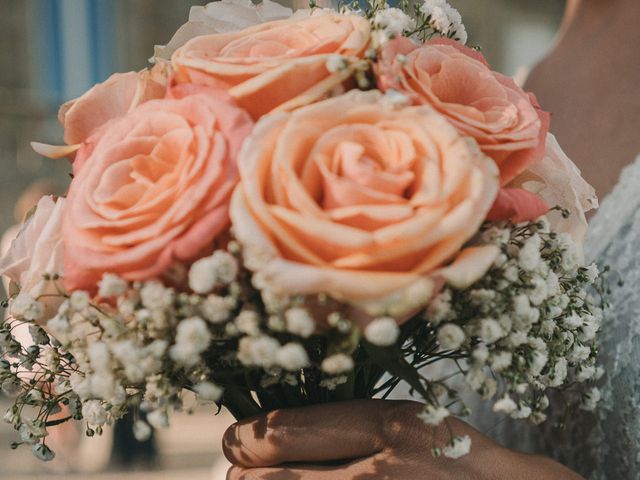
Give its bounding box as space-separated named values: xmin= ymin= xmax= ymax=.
xmin=59 ymin=70 xmax=166 ymax=146
xmin=172 ymin=12 xmax=371 ymax=119
xmin=154 ymin=0 xmax=293 ymax=61
xmin=514 ymin=134 xmax=598 ymax=246
xmin=377 ymin=37 xmax=550 ymax=185
xmin=0 ymin=196 xmax=66 ymax=318
xmin=231 ymin=91 xmax=500 ymax=318
xmin=62 ymin=86 xmax=253 ymax=291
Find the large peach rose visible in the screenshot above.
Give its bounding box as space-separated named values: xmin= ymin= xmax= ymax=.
xmin=172 ymin=12 xmax=371 ymax=119
xmin=63 ymin=87 xmax=253 ymax=291
xmin=230 ymin=91 xmax=500 ymax=318
xmin=377 ymin=37 xmax=550 ymax=185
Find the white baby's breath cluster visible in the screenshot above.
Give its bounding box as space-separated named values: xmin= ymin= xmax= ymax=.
xmin=425 ymin=216 xmax=604 ymax=426
xmin=402 ymin=0 xmax=467 ymax=44
xmin=371 ymin=7 xmax=416 ymax=46
xmin=364 ymin=0 xmax=466 ymax=46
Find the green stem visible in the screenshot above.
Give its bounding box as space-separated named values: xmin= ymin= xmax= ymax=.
xmin=222 ymin=387 xmax=262 ymax=421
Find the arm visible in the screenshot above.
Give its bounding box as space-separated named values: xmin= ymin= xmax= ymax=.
xmin=223 ymin=399 xmax=583 ymax=480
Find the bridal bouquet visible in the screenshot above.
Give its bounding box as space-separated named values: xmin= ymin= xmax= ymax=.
xmin=1 ymin=0 xmax=604 ymax=461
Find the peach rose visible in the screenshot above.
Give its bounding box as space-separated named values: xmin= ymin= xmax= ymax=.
xmin=0 ymin=196 xmax=66 ymax=319
xmin=230 ymin=91 xmax=500 ymax=318
xmin=62 ymin=87 xmax=253 ymax=291
xmin=377 ymin=37 xmax=550 ymax=185
xmin=172 ymin=12 xmax=371 ymax=119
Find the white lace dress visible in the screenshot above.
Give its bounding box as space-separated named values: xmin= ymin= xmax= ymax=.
xmin=470 ymin=156 xmax=640 ymax=479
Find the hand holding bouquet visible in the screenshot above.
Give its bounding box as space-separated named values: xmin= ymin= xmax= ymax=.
xmin=1 ymin=0 xmax=604 ymax=462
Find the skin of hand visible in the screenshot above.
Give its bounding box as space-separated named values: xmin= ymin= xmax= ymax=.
xmin=223 ymin=399 xmax=583 ymax=480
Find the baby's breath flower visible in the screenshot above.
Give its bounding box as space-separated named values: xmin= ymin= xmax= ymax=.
xmin=200 ymin=294 xmax=233 ymax=324
xmin=437 ymin=324 xmax=465 ymax=350
xmin=82 ymin=400 xmax=108 ymax=426
xmin=321 ymin=354 xmax=354 ymax=375
xmin=285 ymin=308 xmax=315 ymax=338
xmin=237 ymin=335 xmax=280 ymax=368
xmin=464 ymin=368 xmax=485 ymax=391
xmin=69 ymin=291 xmax=90 ymax=311
xmin=133 ymin=420 xmax=152 ymax=441
xmin=147 ymin=409 xmax=169 ymax=429
xmin=364 ymin=317 xmax=400 ymax=347
xmin=490 ymin=351 xmax=512 ymax=372
xmin=562 ymin=312 xmax=583 ymax=330
xmin=88 ymin=341 xmax=111 ymax=372
xmin=419 ymin=405 xmax=450 ymax=426
xmin=472 ymin=344 xmax=489 ymax=364
xmin=576 ymin=364 xmax=596 ymax=382
xmin=427 ymin=291 xmax=453 ymax=326
xmin=580 ymin=387 xmax=601 ymax=411
xmin=98 ymin=273 xmax=128 ymax=298
xmin=493 ymin=395 xmax=517 ymax=414
xmin=31 ymin=443 xmax=55 ymax=462
xmin=10 ymin=293 xmax=44 ymax=321
xmin=478 ymin=318 xmax=503 ymax=344
xmin=194 ymin=381 xmax=223 ymax=402
xmin=518 ymin=234 xmax=542 ymax=271
xmin=319 ymin=375 xmax=349 ymax=390
xmin=443 ymin=435 xmax=471 ymax=459
xmin=510 ymin=403 xmax=532 ymax=420
xmin=2 ymin=377 xmax=21 ymax=397
xmin=326 ymin=54 xmax=348 ymax=73
xmin=373 ymin=7 xmax=415 ymax=40
xmin=276 ymin=343 xmax=310 ymax=371
xmin=235 ymin=310 xmax=261 ymax=336
xmin=169 ymin=317 xmax=211 ymax=367
xmin=140 ymin=281 xmax=174 ymax=310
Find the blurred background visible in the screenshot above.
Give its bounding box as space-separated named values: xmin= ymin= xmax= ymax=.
xmin=0 ymin=0 xmax=565 ymax=478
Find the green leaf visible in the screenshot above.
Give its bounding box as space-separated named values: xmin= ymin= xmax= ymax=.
xmin=363 ymin=342 xmax=430 ymax=399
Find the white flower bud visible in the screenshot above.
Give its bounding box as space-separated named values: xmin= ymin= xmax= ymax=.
xmin=437 ymin=324 xmax=465 ymax=350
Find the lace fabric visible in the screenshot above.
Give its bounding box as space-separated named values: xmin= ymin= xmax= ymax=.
xmin=469 ymin=155 xmax=640 ymax=479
